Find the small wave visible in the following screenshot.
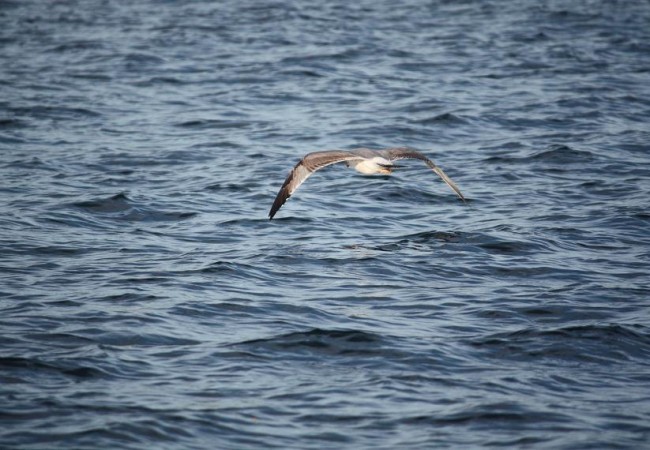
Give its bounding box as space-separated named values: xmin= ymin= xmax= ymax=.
xmin=400 ymin=402 xmax=568 ymax=428
xmin=0 ymin=135 xmax=26 ymax=144
xmin=99 ymin=293 xmax=161 ymax=303
xmin=380 ymin=230 xmax=548 ymax=256
xmin=470 ymin=324 xmax=650 ymax=364
xmin=10 ymin=105 xmax=101 ymax=120
xmin=70 ymin=193 xmax=197 ymax=222
xmin=414 ymin=113 xmax=468 ymax=126
xmin=68 ymin=72 xmax=112 ymax=81
xmin=122 ymin=52 xmax=165 ymax=65
xmin=174 ymin=119 xmax=266 ymax=130
xmin=132 ymin=76 xmax=185 ymax=87
xmin=204 ymin=183 xmax=253 ymax=193
xmin=279 ymin=69 xmax=324 ymax=78
xmin=3 ymin=156 xmax=59 ymax=171
xmin=190 ymin=140 xmax=244 ymax=149
xmin=280 ymin=48 xmax=361 ymax=65
xmin=94 ymin=332 xmax=200 ymax=347
xmin=0 ymin=356 xmax=108 ymax=380
xmin=402 ymin=230 xmax=462 ymax=243
xmin=48 ymin=40 xmax=104 ymax=53
xmin=484 ymin=144 xmax=595 ymax=165
xmin=26 ymin=332 xmax=95 ymax=345
xmin=190 ymin=261 xmax=283 ymax=285
xmin=529 ymin=145 xmax=596 ymax=163
xmin=72 ymin=192 xmax=131 ymax=213
xmin=393 ymin=62 xmax=444 ymax=72
xmin=234 ymin=328 xmax=385 ymax=356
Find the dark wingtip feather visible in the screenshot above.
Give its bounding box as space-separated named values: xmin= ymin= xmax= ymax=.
xmin=268 ymin=166 xmax=296 ymax=220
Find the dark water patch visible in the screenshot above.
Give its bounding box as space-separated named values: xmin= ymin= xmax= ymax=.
xmin=380 ymin=230 xmax=461 ymax=249
xmin=72 ymin=192 xmax=133 ymax=213
xmin=280 ymin=48 xmax=362 ymax=65
xmin=67 ymin=72 xmax=113 ymax=81
xmin=372 ymin=185 xmax=469 ymax=204
xmin=170 ymin=300 xmax=260 ymax=320
xmin=0 ymin=403 xmax=200 ymax=449
xmin=214 ymin=218 xmax=270 ymax=230
xmin=413 ymin=113 xmax=468 ymax=126
xmin=489 ymin=265 xmax=593 ymax=280
xmin=339 ymin=124 xmax=427 ymax=141
xmin=99 ymin=293 xmax=161 ymax=303
xmin=514 ymin=303 xmax=616 ymax=324
xmin=174 ymin=119 xmax=267 ymax=130
xmin=123 ymin=52 xmax=166 ymax=67
xmin=3 ymin=156 xmax=60 ymax=171
xmin=265 ymin=215 xmax=313 ymax=224
xmin=192 ymin=261 xmax=286 ymax=285
xmin=0 ymin=118 xmax=28 ymax=129
xmin=25 ymin=332 xmax=95 ymax=346
xmin=135 ymin=76 xmax=185 ymax=86
xmin=25 ymin=245 xmax=92 ymax=257
xmin=385 ymin=230 xmax=550 ymax=256
xmin=91 ymin=152 xmax=178 ymax=168
xmin=235 ymin=328 xmax=386 ymax=357
xmin=205 ymin=182 xmax=253 ymax=193
xmin=393 ymin=61 xmax=446 ymax=73
xmin=190 ymin=140 xmax=244 ymax=149
xmin=0 ymin=134 xmax=26 ymax=144
xmin=48 ymin=40 xmax=104 ymax=53
xmin=483 ymin=144 xmax=596 ymax=165
xmin=46 ymin=299 xmax=83 ymax=307
xmin=69 ymin=193 xmax=197 ymax=222
xmin=280 ymin=68 xmax=324 ymax=78
xmin=401 ymin=402 xmax=569 ymax=428
xmin=9 ymin=105 xmax=101 ymax=121
xmin=41 ymin=210 xmax=116 ymax=231
xmin=529 ymin=145 xmax=596 ymax=164
xmin=511 ymin=31 xmax=551 ymax=44
xmin=0 ymin=356 xmax=109 ymax=381
xmin=470 ymin=324 xmax=650 ymax=365
xmin=90 ymin=331 xmax=200 ymax=347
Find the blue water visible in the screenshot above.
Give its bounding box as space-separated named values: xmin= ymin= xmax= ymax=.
xmin=1 ymin=0 xmax=650 ymax=448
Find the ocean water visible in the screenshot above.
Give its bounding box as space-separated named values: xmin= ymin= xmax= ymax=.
xmin=1 ymin=0 xmax=650 ymax=448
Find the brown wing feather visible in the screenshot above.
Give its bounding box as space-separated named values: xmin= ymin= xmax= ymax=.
xmin=268 ymin=151 xmax=364 ymax=220
xmin=380 ymin=147 xmax=466 ymax=202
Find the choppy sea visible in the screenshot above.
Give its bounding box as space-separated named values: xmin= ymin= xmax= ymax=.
xmin=1 ymin=0 xmax=650 ymax=448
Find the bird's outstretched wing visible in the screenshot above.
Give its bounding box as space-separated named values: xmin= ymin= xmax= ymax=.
xmin=379 ymin=147 xmax=466 ymax=202
xmin=269 ymin=151 xmax=365 ymax=220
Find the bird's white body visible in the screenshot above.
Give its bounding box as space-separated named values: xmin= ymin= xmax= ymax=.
xmin=348 ymin=157 xmax=393 ymax=175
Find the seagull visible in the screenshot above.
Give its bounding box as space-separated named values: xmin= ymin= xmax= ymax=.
xmin=268 ymin=146 xmax=466 ymax=220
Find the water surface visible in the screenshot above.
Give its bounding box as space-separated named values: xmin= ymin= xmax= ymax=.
xmin=1 ymin=0 xmax=650 ymax=448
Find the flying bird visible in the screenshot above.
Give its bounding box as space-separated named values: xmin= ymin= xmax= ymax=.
xmin=268 ymin=146 xmax=466 ymax=220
